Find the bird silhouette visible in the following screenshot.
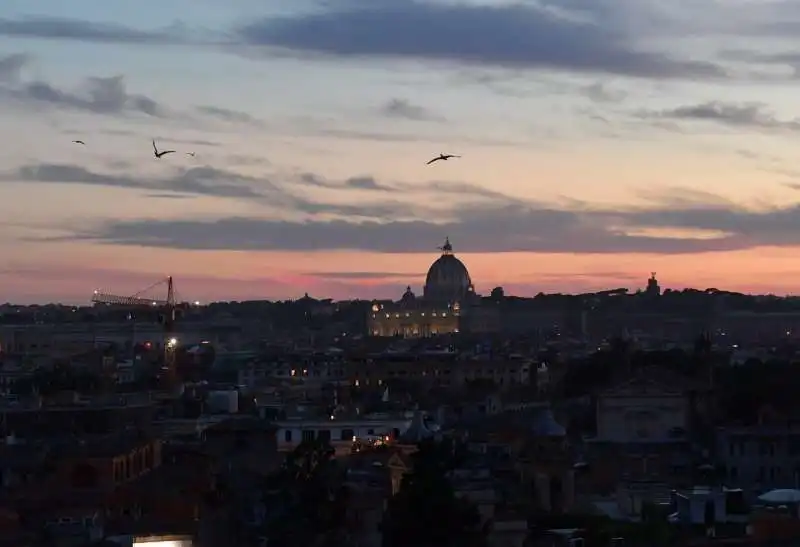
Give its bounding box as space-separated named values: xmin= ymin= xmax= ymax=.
xmin=186 ymin=152 xmax=195 ymax=157
xmin=72 ymin=140 xmax=85 ymax=145
xmin=152 ymin=139 xmax=175 ymax=159
xmin=427 ymin=153 xmax=460 ymax=165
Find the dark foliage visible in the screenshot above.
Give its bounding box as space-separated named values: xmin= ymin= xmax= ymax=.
xmin=556 ymin=329 xmax=800 ymax=425
xmin=381 ymin=439 xmax=489 ymax=547
xmin=559 ymin=334 xmax=717 ymax=399
xmin=263 ymin=439 xmax=349 ymax=546
xmin=715 ymin=359 xmax=800 ymax=424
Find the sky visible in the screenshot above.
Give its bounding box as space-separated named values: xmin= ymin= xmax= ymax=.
xmin=2 ymin=0 xmax=800 ymax=303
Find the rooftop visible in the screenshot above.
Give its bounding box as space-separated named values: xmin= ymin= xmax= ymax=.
xmin=0 ymin=392 xmax=155 ymax=411
xmin=56 ymin=430 xmax=154 ymax=459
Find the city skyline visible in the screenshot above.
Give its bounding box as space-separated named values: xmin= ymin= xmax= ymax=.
xmin=3 ymin=0 xmax=800 ymax=303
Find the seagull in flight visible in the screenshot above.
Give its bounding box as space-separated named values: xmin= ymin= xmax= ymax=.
xmin=72 ymin=140 xmax=85 ymax=145
xmin=152 ymin=139 xmax=175 ymax=159
xmin=427 ymin=153 xmax=460 ymax=165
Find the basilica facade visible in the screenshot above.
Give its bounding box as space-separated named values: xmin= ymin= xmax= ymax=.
xmin=368 ymin=238 xmax=480 ymax=337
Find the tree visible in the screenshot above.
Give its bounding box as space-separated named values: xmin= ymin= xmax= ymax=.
xmin=263 ymin=439 xmax=349 ymax=546
xmin=381 ymin=439 xmax=489 ymax=547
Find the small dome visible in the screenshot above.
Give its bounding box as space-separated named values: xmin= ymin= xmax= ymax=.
xmin=424 ymin=238 xmax=473 ymax=303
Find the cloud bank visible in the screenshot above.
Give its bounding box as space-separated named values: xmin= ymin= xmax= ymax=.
xmin=3 ymin=2 xmax=800 ymax=83
xmin=10 ymin=162 xmax=797 ymax=255
xmin=0 ymin=53 xmax=259 ymax=124
xmin=235 ymin=1 xmax=723 ymax=79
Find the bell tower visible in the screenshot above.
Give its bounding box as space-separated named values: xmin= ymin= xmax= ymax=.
xmin=646 ymin=272 xmax=661 ymax=297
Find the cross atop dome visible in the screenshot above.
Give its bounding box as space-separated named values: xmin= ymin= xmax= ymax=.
xmin=425 ymin=236 xmax=471 ymax=303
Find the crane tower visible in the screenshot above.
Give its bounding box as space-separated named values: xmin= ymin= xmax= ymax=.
xmin=90 ymin=276 xmax=184 ymax=385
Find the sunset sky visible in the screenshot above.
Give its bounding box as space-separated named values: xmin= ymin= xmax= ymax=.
xmin=2 ymin=0 xmax=800 ymax=303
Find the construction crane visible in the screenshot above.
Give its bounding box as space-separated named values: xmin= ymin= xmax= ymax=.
xmin=90 ymin=276 xmax=186 ymax=385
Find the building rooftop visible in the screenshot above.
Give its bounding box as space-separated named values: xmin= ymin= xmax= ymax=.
xmin=56 ymin=430 xmax=154 ymax=459
xmin=0 ymin=392 xmax=155 ymax=411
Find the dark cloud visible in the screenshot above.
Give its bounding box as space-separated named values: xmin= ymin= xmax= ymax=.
xmin=380 ymin=98 xmax=441 ymax=121
xmin=152 ymin=136 xmax=221 ymax=147
xmin=0 ymin=53 xmax=257 ymax=123
xmin=634 ymin=186 xmax=735 ymax=210
xmin=0 ymin=55 xmax=164 ymax=116
xmin=345 ymin=176 xmax=388 ymax=190
xmin=714 ymin=2 xmax=800 ymax=37
xmin=25 ymin=163 xmax=792 ymax=257
xmin=641 ymin=101 xmax=800 ymax=131
xmin=146 ymin=193 xmax=196 ymax=200
xmin=1 ymin=163 xmax=431 ymax=219
xmin=295 ymin=173 xmax=514 ymax=201
xmin=0 ymin=16 xmax=188 ymax=45
xmin=196 ymin=105 xmax=264 ymax=126
xmin=724 ymin=50 xmax=800 ymax=79
xmin=25 ymin=75 xmax=162 ymax=115
xmin=422 ymin=181 xmax=512 ymax=201
xmin=583 ymin=81 xmax=627 ymax=103
xmin=0 ymin=53 xmax=28 ymax=82
xmin=226 ymin=154 xmax=271 ymax=166
xmin=39 ymin=192 xmax=800 ymax=255
xmin=285 ymin=199 xmax=421 ymax=219
xmin=296 ymin=173 xmax=394 ymax=191
xmin=6 ymin=164 xmax=269 ymax=199
xmin=235 ymin=1 xmax=724 ymax=79
xmin=548 ymin=0 xmax=800 ymax=41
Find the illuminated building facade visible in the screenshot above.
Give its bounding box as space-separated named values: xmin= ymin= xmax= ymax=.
xmin=274 ymin=416 xmax=411 ymax=456
xmin=368 ymin=238 xmax=477 ymax=337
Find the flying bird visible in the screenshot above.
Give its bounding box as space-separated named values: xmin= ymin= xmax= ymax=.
xmin=72 ymin=140 xmax=85 ymax=145
xmin=427 ymin=153 xmax=460 ymax=165
xmin=186 ymin=152 xmax=195 ymax=157
xmin=152 ymin=139 xmax=175 ymax=159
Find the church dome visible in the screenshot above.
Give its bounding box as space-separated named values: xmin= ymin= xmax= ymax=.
xmin=424 ymin=238 xmax=473 ymax=304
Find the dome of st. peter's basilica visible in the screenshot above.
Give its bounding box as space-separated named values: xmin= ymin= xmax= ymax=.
xmin=423 ymin=237 xmax=474 ymax=304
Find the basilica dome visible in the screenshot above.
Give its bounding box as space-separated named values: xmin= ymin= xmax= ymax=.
xmin=423 ymin=238 xmax=473 ymax=304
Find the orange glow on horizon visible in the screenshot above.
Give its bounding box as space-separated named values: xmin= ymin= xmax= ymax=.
xmin=2 ymin=245 xmax=800 ymax=303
